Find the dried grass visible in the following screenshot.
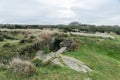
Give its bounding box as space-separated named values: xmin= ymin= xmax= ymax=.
xmin=9 ymin=58 xmax=36 ymax=75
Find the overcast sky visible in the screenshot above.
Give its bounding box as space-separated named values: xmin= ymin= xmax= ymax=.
xmin=0 ymin=0 xmax=120 ymax=25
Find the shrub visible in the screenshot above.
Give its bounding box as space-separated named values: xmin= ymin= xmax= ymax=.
xmin=19 ymin=36 xmax=35 ymax=44
xmin=32 ymin=57 xmax=43 ymax=67
xmin=3 ymin=34 xmax=16 ymax=40
xmin=30 ymin=35 xmax=35 ymax=39
xmin=2 ymin=43 xmax=16 ymax=48
xmin=19 ymin=38 xmax=33 ymax=44
xmin=41 ymin=31 xmax=52 ymax=42
xmin=70 ymin=41 xmax=79 ymax=51
xmin=0 ymin=63 xmax=8 ymax=70
xmin=2 ymin=43 xmax=11 ymax=47
xmin=9 ymin=58 xmax=36 ymax=76
xmin=0 ymin=36 xmax=4 ymax=41
xmin=18 ymin=41 xmax=42 ymax=59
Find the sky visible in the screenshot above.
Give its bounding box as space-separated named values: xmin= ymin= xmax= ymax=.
xmin=0 ymin=0 xmax=120 ymax=25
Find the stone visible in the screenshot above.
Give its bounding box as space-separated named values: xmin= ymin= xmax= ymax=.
xmin=33 ymin=47 xmax=92 ymax=73
xmin=52 ymin=58 xmax=64 ymax=66
xmin=49 ymin=37 xmax=63 ymax=51
xmin=60 ymin=39 xmax=79 ymax=51
xmin=35 ymin=50 xmax=45 ymax=57
xmin=52 ymin=55 xmax=92 ymax=73
xmin=42 ymin=47 xmax=67 ymax=64
xmin=55 ymin=47 xmax=67 ymax=56
xmin=60 ymin=40 xmax=72 ymax=49
xmin=32 ymin=50 xmax=46 ymax=63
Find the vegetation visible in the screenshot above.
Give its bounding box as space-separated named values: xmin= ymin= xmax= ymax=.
xmin=0 ymin=22 xmax=120 ymax=35
xmin=9 ymin=58 xmax=36 ymax=76
xmin=0 ymin=27 xmax=120 ymax=80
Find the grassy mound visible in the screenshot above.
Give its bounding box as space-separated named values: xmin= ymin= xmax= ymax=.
xmin=0 ymin=30 xmax=120 ymax=80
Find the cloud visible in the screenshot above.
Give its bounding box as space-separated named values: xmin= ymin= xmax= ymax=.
xmin=0 ymin=0 xmax=120 ymax=25
xmin=72 ymin=0 xmax=108 ymax=10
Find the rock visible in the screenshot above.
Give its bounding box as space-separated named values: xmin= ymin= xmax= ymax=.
xmin=35 ymin=50 xmax=45 ymax=57
xmin=42 ymin=52 xmax=56 ymax=64
xmin=52 ymin=58 xmax=64 ymax=66
xmin=60 ymin=39 xmax=79 ymax=51
xmin=49 ymin=37 xmax=56 ymax=51
xmin=55 ymin=47 xmax=67 ymax=56
xmin=33 ymin=47 xmax=92 ymax=73
xmin=52 ymin=55 xmax=92 ymax=73
xmin=49 ymin=37 xmax=63 ymax=51
xmin=60 ymin=40 xmax=72 ymax=49
xmin=32 ymin=50 xmax=46 ymax=64
xmin=42 ymin=47 xmax=67 ymax=64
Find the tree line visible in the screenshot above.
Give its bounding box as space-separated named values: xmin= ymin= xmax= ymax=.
xmin=0 ymin=23 xmax=120 ymax=35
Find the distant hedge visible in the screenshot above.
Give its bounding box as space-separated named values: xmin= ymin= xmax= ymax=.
xmin=0 ymin=24 xmax=120 ymax=34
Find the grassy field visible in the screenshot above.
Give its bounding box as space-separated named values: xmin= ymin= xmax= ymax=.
xmin=0 ymin=30 xmax=120 ymax=80
xmin=64 ymin=35 xmax=120 ymax=80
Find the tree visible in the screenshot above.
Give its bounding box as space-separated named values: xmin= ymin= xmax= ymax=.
xmin=69 ymin=21 xmax=81 ymax=26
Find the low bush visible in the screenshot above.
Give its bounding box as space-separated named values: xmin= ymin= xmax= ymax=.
xmin=3 ymin=34 xmax=16 ymax=40
xmin=30 ymin=35 xmax=35 ymax=39
xmin=19 ymin=36 xmax=35 ymax=44
xmin=0 ymin=63 xmax=8 ymax=70
xmin=9 ymin=58 xmax=36 ymax=76
xmin=40 ymin=30 xmax=53 ymax=43
xmin=32 ymin=57 xmax=43 ymax=67
xmin=70 ymin=41 xmax=79 ymax=51
xmin=19 ymin=38 xmax=33 ymax=44
xmin=0 ymin=36 xmax=4 ymax=41
xmin=0 ymin=32 xmax=16 ymax=40
xmin=2 ymin=43 xmax=11 ymax=47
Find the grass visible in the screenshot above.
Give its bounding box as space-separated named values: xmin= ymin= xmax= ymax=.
xmin=64 ymin=48 xmax=120 ymax=80
xmin=0 ymin=31 xmax=120 ymax=80
xmin=0 ymin=65 xmax=89 ymax=80
xmin=0 ymin=39 xmax=19 ymax=48
xmin=64 ymin=35 xmax=120 ymax=80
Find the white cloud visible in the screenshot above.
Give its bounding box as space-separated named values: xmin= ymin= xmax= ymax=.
xmin=0 ymin=0 xmax=120 ymax=25
xmin=49 ymin=9 xmax=76 ymax=19
xmin=71 ymin=0 xmax=109 ymax=10
xmin=34 ymin=0 xmax=76 ymax=19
